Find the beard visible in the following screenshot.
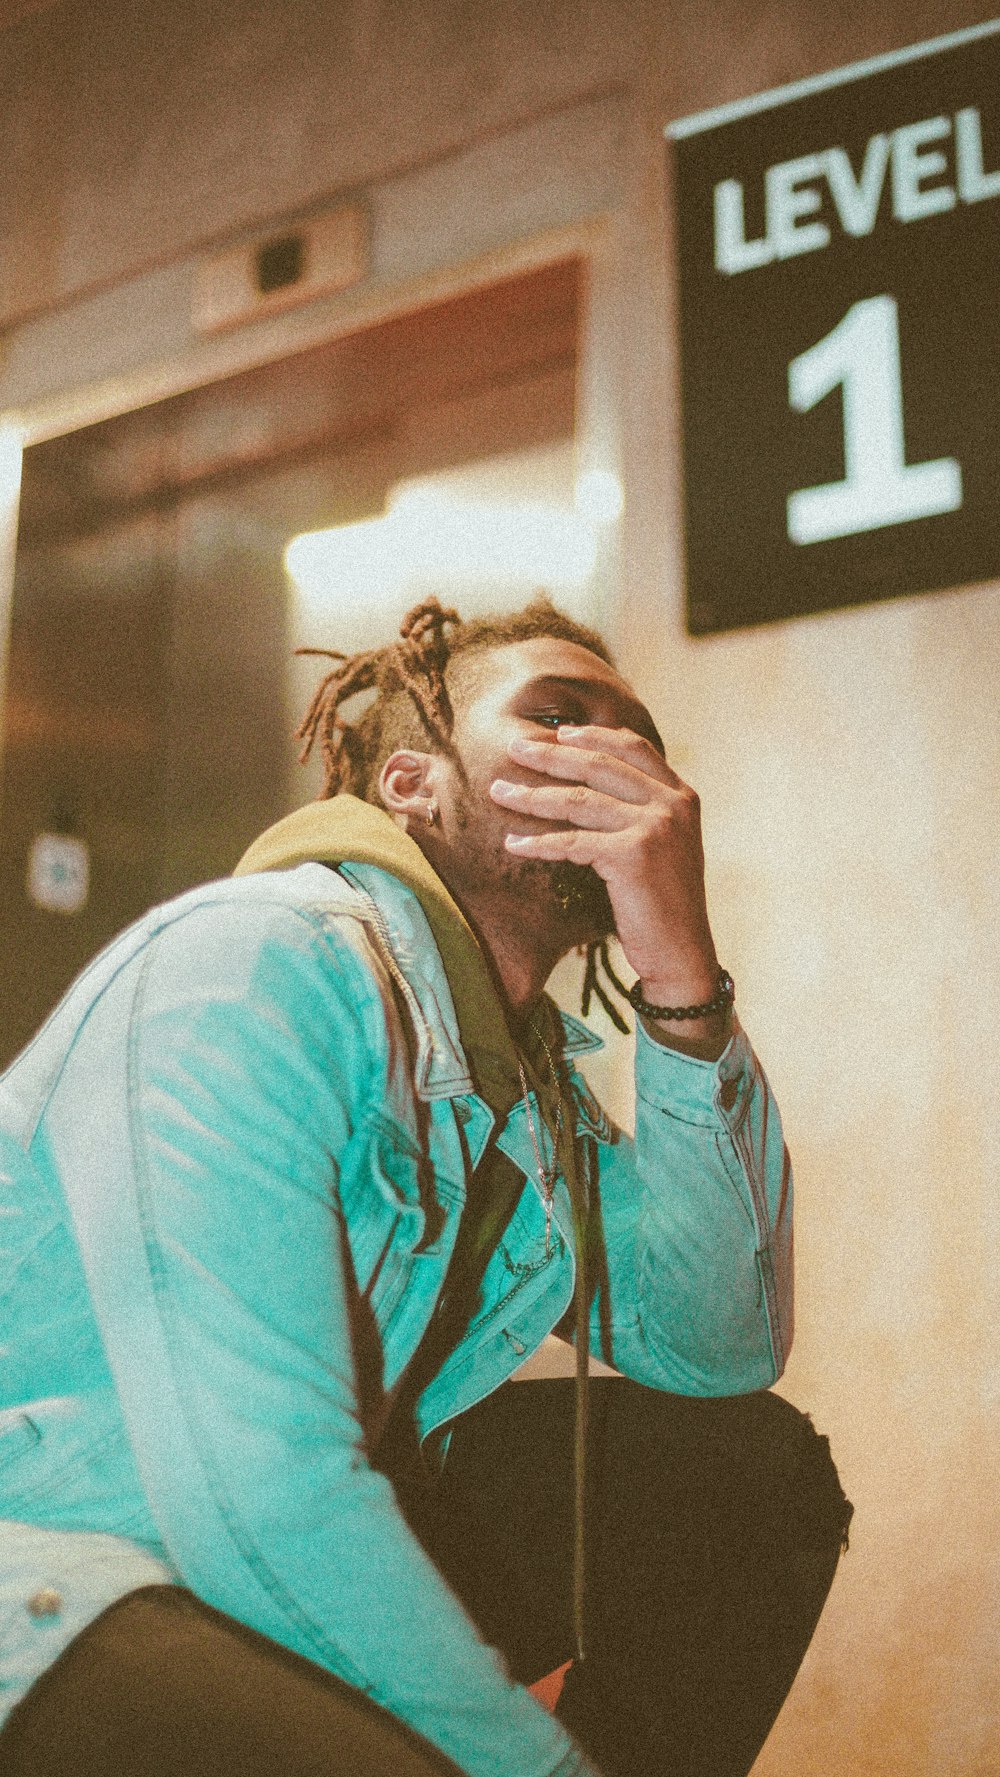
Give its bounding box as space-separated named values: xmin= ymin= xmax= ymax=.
xmin=547 ymin=860 xmax=617 ymax=940
xmin=481 ymin=847 xmax=617 ymax=945
xmin=447 ymin=768 xmax=617 ymax=945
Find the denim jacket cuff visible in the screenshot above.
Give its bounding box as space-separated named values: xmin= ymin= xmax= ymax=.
xmin=634 ymin=1014 xmax=754 ymax=1128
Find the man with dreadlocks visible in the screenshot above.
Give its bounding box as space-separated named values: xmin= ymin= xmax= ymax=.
xmin=0 ymin=596 xmax=852 ymax=1777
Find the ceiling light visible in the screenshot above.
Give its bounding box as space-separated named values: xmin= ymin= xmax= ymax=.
xmin=285 ymin=487 xmax=598 ymax=608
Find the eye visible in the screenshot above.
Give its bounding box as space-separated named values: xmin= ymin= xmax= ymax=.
xmin=531 ymin=705 xmax=579 ymax=729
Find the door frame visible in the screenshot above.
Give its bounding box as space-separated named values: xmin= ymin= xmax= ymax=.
xmin=0 ymin=93 xmax=634 ymax=771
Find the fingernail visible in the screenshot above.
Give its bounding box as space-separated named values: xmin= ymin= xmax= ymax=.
xmin=490 ymin=779 xmax=517 ymax=795
xmin=555 ymin=726 xmax=583 ymax=739
xmin=505 ymin=833 xmax=530 ymax=850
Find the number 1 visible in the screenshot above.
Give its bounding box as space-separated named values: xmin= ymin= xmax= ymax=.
xmin=787 ymin=295 xmax=962 ymax=546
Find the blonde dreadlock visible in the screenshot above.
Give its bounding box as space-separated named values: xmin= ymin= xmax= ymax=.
xmin=295 ymin=595 xmax=631 ymax=1029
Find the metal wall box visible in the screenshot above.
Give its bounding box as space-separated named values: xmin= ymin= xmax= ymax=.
xmin=192 ymin=203 xmax=368 ymax=335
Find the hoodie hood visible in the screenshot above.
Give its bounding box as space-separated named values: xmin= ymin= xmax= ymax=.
xmin=233 ymin=793 xmax=552 ymax=1109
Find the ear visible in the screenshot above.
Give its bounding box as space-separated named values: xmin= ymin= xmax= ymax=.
xmin=378 ymin=750 xmax=437 ymax=826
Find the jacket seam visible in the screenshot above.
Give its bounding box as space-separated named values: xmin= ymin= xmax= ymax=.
xmin=124 ymin=931 xmax=374 ymax=1685
xmin=731 ymin=1114 xmax=784 ymax=1377
xmin=337 ymin=873 xmax=474 ymax=1097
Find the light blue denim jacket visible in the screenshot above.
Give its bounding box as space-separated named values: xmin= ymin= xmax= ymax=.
xmin=0 ymin=860 xmax=793 ymax=1776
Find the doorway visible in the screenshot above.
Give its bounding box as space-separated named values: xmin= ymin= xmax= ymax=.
xmin=0 ymin=257 xmax=585 ymax=1064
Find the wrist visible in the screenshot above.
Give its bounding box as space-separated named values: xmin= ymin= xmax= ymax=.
xmin=633 ymin=940 xmax=720 ymax=1006
xmin=638 ymin=971 xmax=719 ymax=1007
xmin=630 ymin=967 xmax=734 ymax=1024
xmin=638 ymin=1002 xmax=734 ymax=1061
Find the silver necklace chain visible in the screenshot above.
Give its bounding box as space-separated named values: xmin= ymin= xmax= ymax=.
xmin=517 ymin=1024 xmax=564 ymax=1256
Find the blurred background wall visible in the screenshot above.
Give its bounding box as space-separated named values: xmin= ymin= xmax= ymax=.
xmin=1 ymin=3 xmax=997 ymax=1772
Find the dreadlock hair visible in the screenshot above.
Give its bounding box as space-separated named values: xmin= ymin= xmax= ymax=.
xmin=295 ymin=594 xmax=631 ymax=1031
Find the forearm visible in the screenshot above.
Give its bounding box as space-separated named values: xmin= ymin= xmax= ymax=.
xmin=582 ymin=1018 xmax=794 ymax=1391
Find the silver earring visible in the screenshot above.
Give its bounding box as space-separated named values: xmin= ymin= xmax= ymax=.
xmin=425 ymin=802 xmax=437 ymax=827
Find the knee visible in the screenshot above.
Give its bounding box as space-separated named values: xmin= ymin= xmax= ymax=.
xmin=725 ymin=1392 xmax=855 ymax=1555
xmin=615 ymin=1383 xmax=855 ymax=1557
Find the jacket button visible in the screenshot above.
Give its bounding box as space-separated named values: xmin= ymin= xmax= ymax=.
xmin=27 ymin=1588 xmax=63 ymax=1619
xmin=718 ymin=1078 xmax=739 ymax=1112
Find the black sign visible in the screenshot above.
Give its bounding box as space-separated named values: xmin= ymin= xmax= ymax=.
xmin=667 ymin=21 xmax=1000 ymax=634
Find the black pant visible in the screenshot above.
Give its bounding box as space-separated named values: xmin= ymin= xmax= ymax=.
xmin=1 ymin=1381 xmax=852 ymax=1777
xmin=408 ymin=1380 xmax=853 ymax=1777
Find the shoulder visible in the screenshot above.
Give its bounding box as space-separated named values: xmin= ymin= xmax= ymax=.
xmin=130 ymin=864 xmax=390 ymax=1025
xmin=4 ymin=867 xmax=393 ymax=1150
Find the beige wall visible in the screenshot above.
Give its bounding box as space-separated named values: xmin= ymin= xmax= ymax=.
xmin=624 ymin=17 xmax=999 ymax=1774
xmin=2 ymin=2 xmax=997 ymax=1771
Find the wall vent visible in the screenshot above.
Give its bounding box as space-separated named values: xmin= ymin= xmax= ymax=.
xmin=192 ymin=203 xmax=367 ymax=335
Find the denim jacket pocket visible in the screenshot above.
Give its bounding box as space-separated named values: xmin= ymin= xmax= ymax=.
xmin=0 ymin=1394 xmax=153 ymax=1542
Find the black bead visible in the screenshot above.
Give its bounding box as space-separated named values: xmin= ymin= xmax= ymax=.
xmin=627 ymin=967 xmax=734 ymax=1023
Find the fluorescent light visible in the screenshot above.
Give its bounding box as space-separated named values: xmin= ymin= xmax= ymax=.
xmin=285 ymin=484 xmax=599 ymax=608
xmin=0 ymin=425 xmax=23 ymax=508
xmin=575 ymin=469 xmax=623 ymax=525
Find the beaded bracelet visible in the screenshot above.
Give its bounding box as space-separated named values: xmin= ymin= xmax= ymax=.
xmin=627 ymin=967 xmax=735 ymax=1022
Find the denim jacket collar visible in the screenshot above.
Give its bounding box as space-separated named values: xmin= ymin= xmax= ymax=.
xmin=335 ymin=860 xmax=604 ymax=1111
